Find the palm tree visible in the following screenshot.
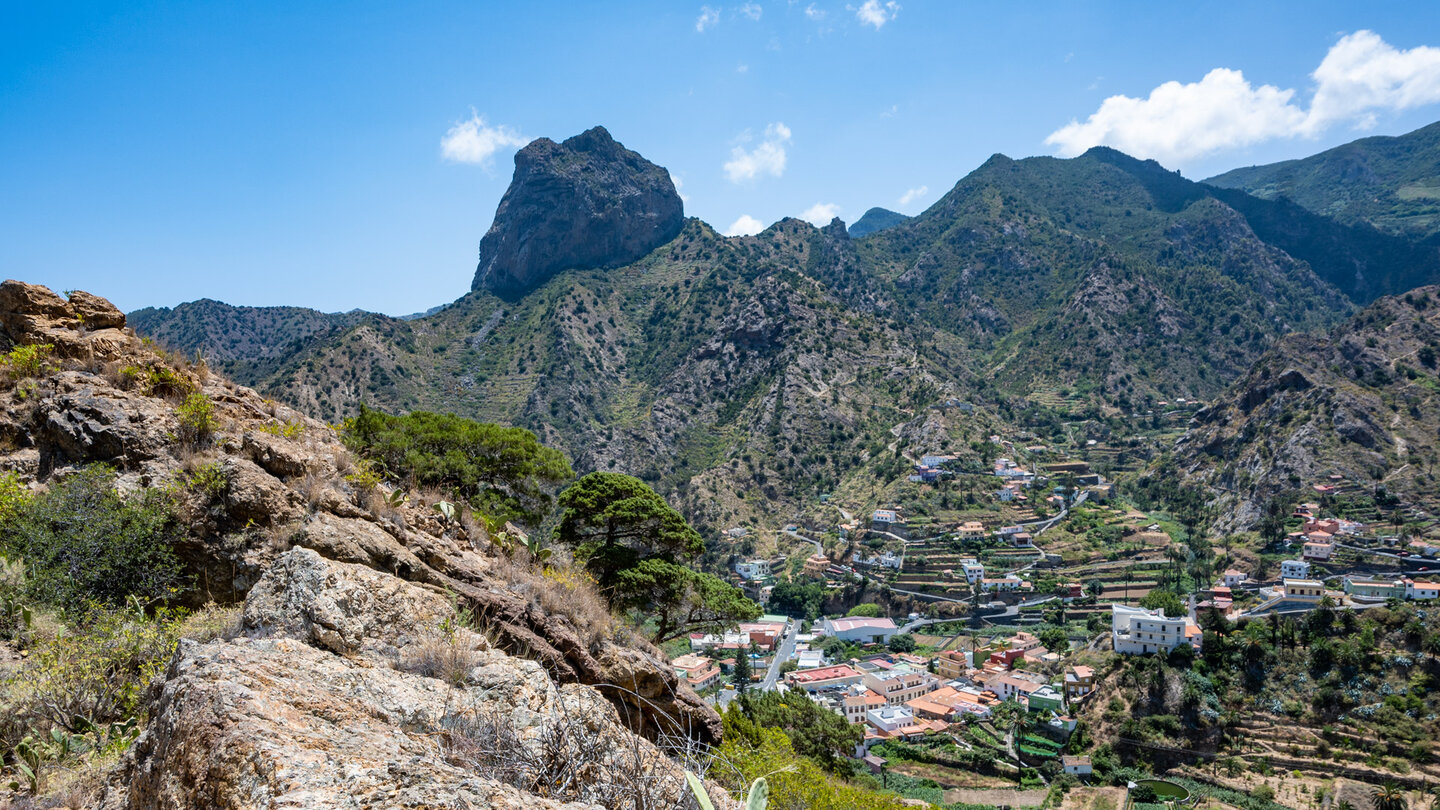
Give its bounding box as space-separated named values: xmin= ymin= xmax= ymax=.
xmin=1372 ymin=782 xmax=1408 ymax=810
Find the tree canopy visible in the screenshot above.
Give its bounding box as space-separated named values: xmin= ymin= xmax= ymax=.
xmin=555 ymin=472 xmax=757 ymax=643
xmin=343 ymin=405 xmax=572 ymax=525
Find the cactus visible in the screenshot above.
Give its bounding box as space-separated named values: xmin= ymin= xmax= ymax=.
xmin=685 ymin=772 xmax=768 ymax=810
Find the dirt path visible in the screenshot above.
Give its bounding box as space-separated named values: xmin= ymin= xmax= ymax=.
xmin=941 ymin=788 xmax=1049 ymax=806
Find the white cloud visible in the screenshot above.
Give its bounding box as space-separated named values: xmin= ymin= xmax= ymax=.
xmin=737 ymin=63 xmax=750 ymax=73
xmin=440 ymin=113 xmax=529 ymax=165
xmin=1044 ymin=68 xmax=1306 ymax=165
xmin=740 ymin=2 xmax=763 ymax=21
xmin=671 ymin=173 xmax=690 ymax=204
xmin=725 ymin=214 xmax=766 ymax=236
xmin=696 ymin=5 xmax=719 ymax=32
xmin=898 ymin=185 xmax=928 ymax=206
xmin=723 ymin=122 xmax=792 ymax=183
xmin=856 ymin=0 xmax=899 ymax=29
xmin=801 ymin=202 xmax=841 ymax=225
xmin=1044 ymin=30 xmax=1440 ymax=168
xmin=804 ymin=3 xmax=825 ymax=20
xmin=1306 ymin=30 xmax=1440 ymax=134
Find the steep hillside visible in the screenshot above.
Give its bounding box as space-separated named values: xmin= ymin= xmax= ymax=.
xmin=1172 ymin=286 xmax=1440 ymax=533
xmin=1208 ymin=119 xmax=1440 ymax=240
xmin=857 ymin=148 xmax=1357 ymax=407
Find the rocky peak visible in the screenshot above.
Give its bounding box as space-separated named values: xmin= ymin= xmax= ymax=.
xmin=472 ymin=126 xmax=685 ymax=299
xmin=0 ymin=280 xmax=132 ymax=361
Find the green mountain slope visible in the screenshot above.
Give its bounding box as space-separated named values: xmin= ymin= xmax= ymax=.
xmin=1207 ymin=119 xmax=1440 ymax=240
xmin=1171 ymin=286 xmax=1440 ymax=533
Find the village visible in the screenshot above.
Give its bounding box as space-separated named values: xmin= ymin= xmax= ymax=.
xmin=668 ymin=443 xmax=1440 ymax=808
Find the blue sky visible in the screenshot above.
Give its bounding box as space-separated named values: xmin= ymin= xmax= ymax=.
xmin=4 ymin=2 xmax=1440 ymax=315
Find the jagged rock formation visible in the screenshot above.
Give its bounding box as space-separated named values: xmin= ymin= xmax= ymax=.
xmin=101 ymin=549 xmax=695 ymax=809
xmin=472 ymin=126 xmax=684 ymax=298
xmin=0 ymin=281 xmax=721 ymax=807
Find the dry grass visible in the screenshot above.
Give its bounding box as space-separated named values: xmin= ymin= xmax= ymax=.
xmin=398 ymin=632 xmax=478 ymax=688
xmin=177 ymin=603 xmax=243 ymax=643
xmin=486 ymin=553 xmax=615 ymax=650
xmin=294 ymin=469 xmax=331 ymax=513
xmin=439 ymin=695 xmax=699 ymax=810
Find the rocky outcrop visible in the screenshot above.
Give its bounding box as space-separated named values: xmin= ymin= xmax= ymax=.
xmin=471 ymin=126 xmax=684 ymax=298
xmin=0 ymin=281 xmax=721 ymax=749
xmin=0 ymin=279 xmax=134 ymax=361
xmin=102 ymin=549 xmax=697 ymax=810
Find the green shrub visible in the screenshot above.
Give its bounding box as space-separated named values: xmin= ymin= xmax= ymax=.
xmin=342 ymin=405 xmax=572 ymax=525
xmin=120 ymin=363 xmax=194 ymax=398
xmin=1 ymin=466 xmax=189 ymax=614
xmin=257 ymin=419 xmax=305 ymax=439
xmin=2 ymin=343 xmax=54 ymax=379
xmin=0 ymin=554 xmax=31 ymax=641
xmin=183 ymin=462 xmax=228 ymax=500
xmin=176 ymin=392 xmax=217 ymax=447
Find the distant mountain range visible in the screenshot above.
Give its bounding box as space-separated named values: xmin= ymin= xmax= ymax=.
xmin=130 ymin=121 xmax=1440 ymax=530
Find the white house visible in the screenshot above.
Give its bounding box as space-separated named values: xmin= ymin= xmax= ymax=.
xmin=863 ymin=669 xmax=940 ymax=706
xmin=959 ymin=558 xmax=985 ymax=584
xmin=734 ymin=559 xmax=770 ymax=580
xmin=1406 ymin=579 xmax=1440 ymax=600
xmin=817 ymin=617 xmax=899 ymax=645
xmin=1062 ymin=756 xmax=1093 ymax=776
xmin=980 ymin=575 xmax=1025 ymax=593
xmin=1221 ymin=569 xmax=1248 ymax=588
xmin=872 ymin=509 xmax=901 ymax=524
xmin=1280 ymin=559 xmax=1311 ymax=580
xmin=865 ymin=706 xmax=916 ymax=733
xmin=878 ymin=551 xmax=903 ymax=569
xmin=1111 ymin=604 xmax=1201 ymax=655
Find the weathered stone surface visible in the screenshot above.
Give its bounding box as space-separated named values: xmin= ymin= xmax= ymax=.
xmin=472 ymin=127 xmax=684 ymax=298
xmin=241 ymin=547 xmax=457 ymax=655
xmin=102 ymin=548 xmax=696 ymax=810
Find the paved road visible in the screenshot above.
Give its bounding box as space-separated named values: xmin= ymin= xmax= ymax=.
xmin=761 ymin=619 xmax=799 ymax=692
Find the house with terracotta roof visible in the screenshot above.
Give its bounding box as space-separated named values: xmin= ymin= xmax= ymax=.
xmin=1406 ymin=579 xmax=1440 ymax=600
xmin=785 ymin=664 xmax=863 ymax=693
xmin=1063 ymin=665 xmax=1094 ymax=701
xmin=817 ymin=617 xmax=899 ymax=644
xmin=842 ymin=689 xmax=888 ymax=724
xmin=1302 ymin=540 xmax=1334 ymax=561
xmin=935 ymin=649 xmax=969 ymax=679
xmin=1222 ymin=569 xmax=1247 ymax=588
xmin=671 ymin=654 xmax=721 ymax=691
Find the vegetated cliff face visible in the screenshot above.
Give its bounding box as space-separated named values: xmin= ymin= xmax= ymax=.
xmin=472 ymin=126 xmax=685 ymax=298
xmin=0 ymin=281 xmax=719 ymax=807
xmin=1172 ymin=286 xmax=1440 ymax=533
